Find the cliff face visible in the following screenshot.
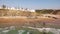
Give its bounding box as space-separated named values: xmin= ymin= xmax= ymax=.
xmin=35 ymin=9 xmax=60 ymax=15
xmin=0 ymin=9 xmax=60 ymax=17
xmin=0 ymin=9 xmax=9 ymax=16
xmin=52 ymin=10 xmax=60 ymax=15
xmin=0 ymin=9 xmax=35 ymax=16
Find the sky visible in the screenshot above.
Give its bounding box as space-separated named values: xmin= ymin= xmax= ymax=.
xmin=0 ymin=0 xmax=60 ymax=9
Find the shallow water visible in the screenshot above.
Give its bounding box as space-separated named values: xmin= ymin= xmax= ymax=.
xmin=0 ymin=26 xmax=60 ymax=34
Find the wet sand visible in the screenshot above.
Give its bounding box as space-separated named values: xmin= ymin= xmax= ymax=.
xmin=0 ymin=17 xmax=60 ymax=28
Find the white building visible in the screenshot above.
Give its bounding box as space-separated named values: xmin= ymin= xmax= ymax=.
xmin=30 ymin=9 xmax=35 ymax=12
xmin=0 ymin=6 xmax=35 ymax=12
xmin=10 ymin=7 xmax=16 ymax=10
